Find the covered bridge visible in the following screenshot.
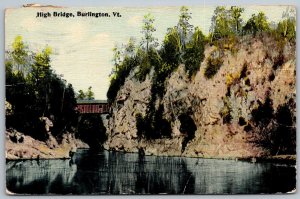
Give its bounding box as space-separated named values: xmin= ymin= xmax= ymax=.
xmin=76 ymin=99 xmax=109 ymax=114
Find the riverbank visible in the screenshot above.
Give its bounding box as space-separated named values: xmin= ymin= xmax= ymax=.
xmin=6 ymin=129 xmax=89 ymax=160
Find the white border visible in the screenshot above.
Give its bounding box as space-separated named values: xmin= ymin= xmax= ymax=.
xmin=1 ymin=0 xmax=298 ymax=198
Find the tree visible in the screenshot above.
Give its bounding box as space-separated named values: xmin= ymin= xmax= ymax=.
xmin=183 ymin=27 xmax=206 ymax=78
xmin=210 ymin=6 xmax=245 ymax=40
xmin=6 ymin=36 xmax=78 ymax=141
xmin=161 ymin=27 xmax=181 ymax=69
xmin=177 ymin=6 xmax=193 ymax=49
xmin=11 ymin=35 xmax=29 ymax=74
xmin=109 ymin=44 xmax=123 ymax=81
xmin=276 ymin=7 xmax=296 ymax=41
xmin=77 ymin=90 xmax=86 ymax=100
xmin=141 ymin=13 xmax=158 ymax=52
xmin=243 ymin=12 xmax=270 ymax=35
xmin=123 ymin=37 xmax=136 ymax=58
xmin=210 ymin=6 xmax=232 ymax=40
xmin=77 ymin=87 xmax=95 ymax=100
xmin=230 ymin=6 xmax=245 ymax=34
xmin=87 ymin=86 xmax=95 ymax=100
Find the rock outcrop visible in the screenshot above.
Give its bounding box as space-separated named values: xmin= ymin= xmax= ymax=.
xmin=6 ymin=117 xmax=89 ymax=160
xmin=105 ymin=36 xmax=296 ymax=159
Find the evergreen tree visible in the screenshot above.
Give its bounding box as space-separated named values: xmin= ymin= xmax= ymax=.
xmin=141 ymin=13 xmax=158 ymax=52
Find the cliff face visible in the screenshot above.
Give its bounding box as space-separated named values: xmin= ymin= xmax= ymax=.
xmin=104 ymin=36 xmax=296 ymax=159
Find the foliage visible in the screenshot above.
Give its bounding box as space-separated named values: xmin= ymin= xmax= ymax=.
xmin=183 ymin=27 xmax=206 ymax=78
xmin=107 ymin=41 xmax=139 ymax=103
xmin=177 ymin=6 xmax=193 ymax=49
xmin=77 ymin=86 xmax=95 ymax=100
xmin=135 ymin=47 xmax=161 ymax=82
xmin=141 ymin=13 xmax=158 ymax=52
xmin=276 ymin=7 xmax=296 ymax=42
xmin=160 ymin=27 xmax=181 ymax=72
xmin=204 ymin=54 xmax=223 ymax=79
xmin=6 ymin=36 xmax=78 ymax=141
xmin=276 ymin=18 xmax=296 ymax=42
xmin=230 ymin=6 xmax=245 ymax=34
xmin=210 ymin=6 xmax=244 ymax=41
xmin=11 ymin=35 xmax=30 ymax=74
xmin=107 ymin=6 xmax=296 ymax=143
xmin=242 ymin=12 xmax=270 ymax=35
xmin=210 ymin=6 xmax=232 ymax=40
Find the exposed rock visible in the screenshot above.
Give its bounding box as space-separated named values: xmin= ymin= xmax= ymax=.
xmin=6 ymin=129 xmax=89 ymax=160
xmin=106 ymin=36 xmax=296 ymax=159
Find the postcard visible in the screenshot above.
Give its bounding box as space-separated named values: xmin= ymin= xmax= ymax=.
xmin=5 ymin=4 xmax=296 ymax=195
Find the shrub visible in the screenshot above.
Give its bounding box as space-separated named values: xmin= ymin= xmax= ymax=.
xmin=204 ymin=55 xmax=223 ymax=79
xmin=242 ymin=12 xmax=270 ymax=35
xmin=225 ymin=72 xmax=240 ymax=87
xmin=183 ymin=27 xmax=206 ymax=78
xmin=107 ymin=56 xmax=138 ymax=103
xmin=160 ymin=27 xmax=181 ymax=70
xmin=276 ymin=18 xmax=296 ymax=42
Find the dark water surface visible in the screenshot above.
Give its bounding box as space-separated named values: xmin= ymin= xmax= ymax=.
xmin=6 ymin=149 xmax=296 ymax=194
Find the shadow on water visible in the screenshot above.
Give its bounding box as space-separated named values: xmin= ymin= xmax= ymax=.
xmin=6 ymin=149 xmax=296 ymax=194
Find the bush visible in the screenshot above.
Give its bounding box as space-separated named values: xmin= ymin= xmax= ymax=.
xmin=242 ymin=12 xmax=270 ymax=35
xmin=183 ymin=28 xmax=206 ymax=78
xmin=160 ymin=27 xmax=181 ymax=71
xmin=107 ymin=56 xmax=138 ymax=103
xmin=135 ymin=48 xmax=161 ymax=82
xmin=6 ymin=37 xmax=78 ymax=140
xmin=276 ymin=18 xmax=296 ymax=42
xmin=204 ymin=55 xmax=223 ymax=79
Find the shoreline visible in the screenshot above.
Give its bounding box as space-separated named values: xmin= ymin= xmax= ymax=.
xmin=6 ymin=148 xmax=296 ymax=166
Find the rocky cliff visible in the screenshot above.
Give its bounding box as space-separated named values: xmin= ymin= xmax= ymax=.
xmin=104 ymin=35 xmax=296 ymax=159
xmin=6 ymin=117 xmax=89 ymax=160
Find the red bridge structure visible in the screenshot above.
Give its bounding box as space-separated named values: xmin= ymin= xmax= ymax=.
xmin=76 ymin=99 xmax=109 ymax=114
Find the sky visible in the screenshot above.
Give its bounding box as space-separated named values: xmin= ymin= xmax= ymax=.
xmin=5 ymin=5 xmax=293 ymax=99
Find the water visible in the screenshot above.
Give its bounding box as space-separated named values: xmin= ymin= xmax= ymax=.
xmin=6 ymin=149 xmax=296 ymax=194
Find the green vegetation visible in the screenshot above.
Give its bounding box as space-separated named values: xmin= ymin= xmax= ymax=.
xmin=77 ymin=86 xmax=95 ymax=100
xmin=107 ymin=40 xmax=139 ymax=103
xmin=242 ymin=12 xmax=270 ymax=35
xmin=107 ymin=6 xmax=296 ymax=140
xmin=183 ymin=27 xmax=206 ymax=78
xmin=6 ymin=36 xmax=77 ymax=141
xmin=204 ymin=54 xmax=223 ymax=79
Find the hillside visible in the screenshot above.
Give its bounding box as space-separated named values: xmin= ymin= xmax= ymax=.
xmin=104 ymin=34 xmax=296 ymax=159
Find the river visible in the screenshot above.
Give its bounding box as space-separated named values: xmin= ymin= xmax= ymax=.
xmin=6 ymin=149 xmax=296 ymax=194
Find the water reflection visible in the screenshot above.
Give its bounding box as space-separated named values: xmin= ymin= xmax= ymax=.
xmin=6 ymin=149 xmax=296 ymax=194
